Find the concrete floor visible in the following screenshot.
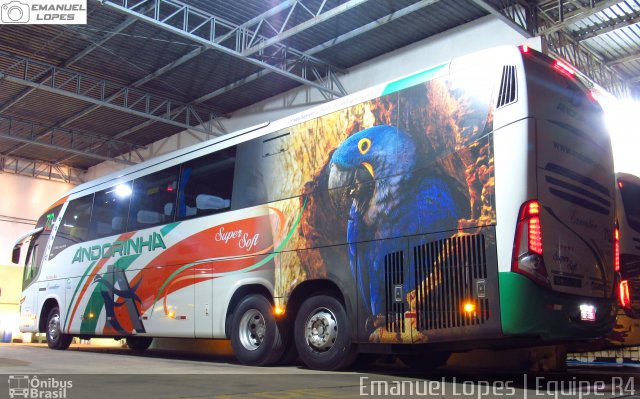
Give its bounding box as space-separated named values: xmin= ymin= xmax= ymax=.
xmin=1 ymin=343 xmax=639 ymax=398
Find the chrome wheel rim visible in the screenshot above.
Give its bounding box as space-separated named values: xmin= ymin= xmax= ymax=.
xmin=238 ymin=309 xmax=266 ymax=351
xmin=48 ymin=313 xmax=60 ymax=342
xmin=305 ymin=307 xmax=338 ymax=352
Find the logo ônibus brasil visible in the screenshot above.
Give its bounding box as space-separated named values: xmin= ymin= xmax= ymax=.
xmin=8 ymin=375 xmax=72 ymax=398
xmin=72 ymin=232 xmax=166 ymax=263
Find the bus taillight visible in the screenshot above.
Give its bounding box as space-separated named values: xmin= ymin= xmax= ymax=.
xmin=553 ymin=60 xmax=576 ymax=78
xmin=527 ymin=201 xmax=543 ymax=254
xmin=614 ymin=227 xmax=620 ymax=272
xmin=513 ymin=200 xmax=550 ymax=287
xmin=619 ymin=280 xmax=631 ymax=309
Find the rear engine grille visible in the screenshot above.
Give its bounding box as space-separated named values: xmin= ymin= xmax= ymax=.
xmin=414 ymin=234 xmax=489 ymax=331
xmin=385 ymin=251 xmax=405 ymax=333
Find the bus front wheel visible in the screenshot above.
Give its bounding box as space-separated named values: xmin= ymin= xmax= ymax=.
xmin=294 ymin=294 xmax=356 ymax=370
xmin=46 ymin=306 xmax=73 ymax=350
xmin=230 ymin=294 xmax=285 ymax=366
xmin=126 ymin=336 xmax=153 ymax=351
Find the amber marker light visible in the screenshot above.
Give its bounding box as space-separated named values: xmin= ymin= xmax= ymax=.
xmin=463 ymin=301 xmax=476 ymax=314
xmin=88 ymin=313 xmax=95 ymax=319
xmin=168 ymin=311 xmax=175 ymax=318
xmin=274 ymin=306 xmax=285 ymax=316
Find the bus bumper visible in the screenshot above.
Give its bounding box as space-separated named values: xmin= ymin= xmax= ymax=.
xmin=499 ymin=272 xmax=617 ymax=341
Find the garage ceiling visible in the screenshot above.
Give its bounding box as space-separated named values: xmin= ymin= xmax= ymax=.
xmin=0 ymin=0 xmax=638 ymax=183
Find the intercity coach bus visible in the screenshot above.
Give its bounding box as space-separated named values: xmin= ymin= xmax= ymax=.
xmin=616 ymin=173 xmax=640 ymax=323
xmin=13 ymin=45 xmax=618 ymax=370
xmin=571 ymin=172 xmax=640 ymax=352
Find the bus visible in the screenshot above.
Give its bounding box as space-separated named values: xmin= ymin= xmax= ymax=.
xmin=570 ymin=172 xmax=640 ymax=353
xmin=12 ymin=45 xmax=618 ymax=371
xmin=616 ymin=173 xmax=640 ymax=323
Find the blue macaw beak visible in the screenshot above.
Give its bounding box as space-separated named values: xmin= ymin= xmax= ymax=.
xmin=328 ymin=163 xmax=354 ymax=191
xmin=328 ymin=162 xmax=374 ymax=214
xmin=361 ymin=162 xmax=374 ymax=178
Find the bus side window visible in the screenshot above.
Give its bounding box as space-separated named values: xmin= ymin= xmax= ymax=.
xmin=49 ymin=196 xmax=94 ymax=259
xmin=128 ymin=166 xmax=180 ymax=231
xmin=177 ymin=146 xmax=236 ymax=220
xmin=89 ymin=183 xmax=132 ymax=240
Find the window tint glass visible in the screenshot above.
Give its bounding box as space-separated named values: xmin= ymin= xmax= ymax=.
xmin=50 ymin=195 xmax=93 ymax=258
xmin=90 ymin=183 xmax=132 ymax=239
xmin=128 ymin=167 xmax=179 ymax=230
xmin=177 ymin=146 xmax=236 ymax=219
xmin=22 ymin=242 xmax=39 ymax=287
xmin=620 ymin=180 xmax=640 ymax=233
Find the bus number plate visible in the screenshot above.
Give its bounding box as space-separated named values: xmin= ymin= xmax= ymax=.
xmin=579 ymin=305 xmax=596 ymax=322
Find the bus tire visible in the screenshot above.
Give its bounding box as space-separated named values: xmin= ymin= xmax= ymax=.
xmin=275 ymin=333 xmax=299 ymax=365
xmin=294 ymin=294 xmax=356 ymax=370
xmin=46 ymin=306 xmax=73 ymax=350
xmin=126 ymin=336 xmax=153 ymax=351
xmin=230 ymin=294 xmax=285 ymax=366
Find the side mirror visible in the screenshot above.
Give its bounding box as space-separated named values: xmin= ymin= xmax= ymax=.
xmin=12 ymin=244 xmax=21 ymax=264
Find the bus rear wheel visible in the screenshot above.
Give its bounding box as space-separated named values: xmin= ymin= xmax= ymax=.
xmin=126 ymin=336 xmax=153 ymax=351
xmin=294 ymin=294 xmax=356 ymax=370
xmin=46 ymin=306 xmax=73 ymax=350
xmin=230 ymin=294 xmax=285 ymax=366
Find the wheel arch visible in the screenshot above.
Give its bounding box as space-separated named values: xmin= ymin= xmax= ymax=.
xmin=224 ymin=282 xmax=273 ymax=338
xmin=38 ymin=296 xmax=61 ymax=333
xmin=285 ymin=279 xmax=347 ymax=317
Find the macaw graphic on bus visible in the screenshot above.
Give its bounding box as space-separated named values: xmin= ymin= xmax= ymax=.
xmin=291 ymin=72 xmax=496 ymax=342
xmin=327 ymin=125 xmax=459 ymax=325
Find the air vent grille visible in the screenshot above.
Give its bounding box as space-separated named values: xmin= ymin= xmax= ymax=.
xmin=497 ymin=65 xmax=517 ymax=108
xmin=384 ymin=251 xmax=405 ymax=333
xmin=414 ymin=234 xmax=489 ymax=331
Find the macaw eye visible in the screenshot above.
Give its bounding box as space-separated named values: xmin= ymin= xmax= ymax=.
xmin=358 ymin=138 xmax=371 ymax=155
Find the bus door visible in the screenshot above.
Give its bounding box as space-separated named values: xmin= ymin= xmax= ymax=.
xmin=16 ymin=228 xmax=45 ymax=332
xmin=138 ymin=265 xmax=195 ymax=338
xmin=194 ymin=262 xmax=212 ymax=338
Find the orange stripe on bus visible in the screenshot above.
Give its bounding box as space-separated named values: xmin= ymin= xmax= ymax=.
xmin=45 ymin=196 xmax=69 ymax=213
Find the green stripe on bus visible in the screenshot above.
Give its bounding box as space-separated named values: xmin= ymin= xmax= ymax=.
xmin=381 ymin=62 xmax=448 ymax=96
xmin=160 ymin=222 xmax=180 ymax=237
xmin=63 ymin=261 xmax=96 ymax=331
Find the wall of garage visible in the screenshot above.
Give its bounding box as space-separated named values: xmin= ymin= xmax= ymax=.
xmin=0 ymin=174 xmax=75 ymax=263
xmin=84 ymin=15 xmax=534 ymax=181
